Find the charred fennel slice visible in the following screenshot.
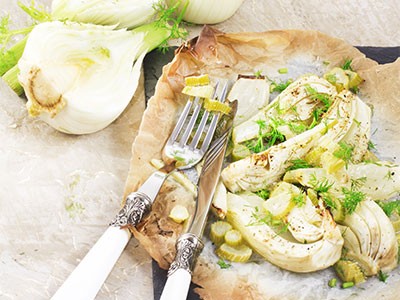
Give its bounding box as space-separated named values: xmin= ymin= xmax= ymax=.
xmin=207 ymin=70 xmax=399 ymax=284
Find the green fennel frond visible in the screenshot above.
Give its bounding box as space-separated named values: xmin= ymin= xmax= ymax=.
xmin=342 ymin=187 xmax=365 ymax=215
xmin=153 ymin=0 xmax=189 ymax=52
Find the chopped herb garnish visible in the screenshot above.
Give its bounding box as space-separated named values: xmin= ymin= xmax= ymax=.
xmin=278 ymin=67 xmax=288 ymax=74
xmin=377 ymin=200 xmax=400 ymax=217
xmin=287 ymin=159 xmax=312 ymax=171
xmin=320 ymin=192 xmax=337 ymax=210
xmin=350 ymin=86 xmax=359 ymax=94
xmin=292 ymin=194 xmax=305 ymax=207
xmin=288 ymin=121 xmax=308 ymax=134
xmin=255 ymin=189 xmax=270 ymax=200
xmin=328 ymin=278 xmax=337 ymax=288
xmin=367 ymin=140 xmax=376 ymax=150
xmin=248 ymin=210 xmax=288 ymax=235
xmin=270 ymin=79 xmax=293 ymax=93
xmin=303 ymin=84 xmax=333 ymax=130
xmin=333 ymin=142 xmax=354 ymax=167
xmin=308 ymin=107 xmax=325 ymax=129
xmin=353 ymin=119 xmax=361 ymax=127
xmin=254 ymin=70 xmax=262 ymax=78
xmin=246 ymin=118 xmax=286 ymax=153
xmin=342 ymin=281 xmax=354 ymax=289
xmin=351 ymin=177 xmax=367 ymax=190
xmin=265 ymin=118 xmax=286 ymax=146
xmin=341 ymin=59 xmax=354 ymax=71
xmin=377 ymin=270 xmax=389 ymax=282
xmin=342 ymin=187 xmax=365 ymax=215
xmin=310 ymin=173 xmax=334 ymax=193
xmin=325 ymin=73 xmax=337 ymax=84
xmin=304 ymin=85 xmax=333 ymax=109
xmin=309 ymin=173 xmax=336 ymax=209
xmin=217 ymin=259 xmax=231 ymax=269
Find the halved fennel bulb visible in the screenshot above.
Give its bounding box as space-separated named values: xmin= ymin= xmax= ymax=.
xmin=339 ymin=200 xmax=398 ymax=275
xmin=51 ymin=0 xmax=157 ymax=29
xmin=18 ymin=21 xmax=168 ymax=134
xmin=226 ymin=192 xmax=343 ymax=272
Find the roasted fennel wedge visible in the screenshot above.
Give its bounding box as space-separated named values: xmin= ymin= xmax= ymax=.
xmin=225 ymin=192 xmax=343 ymax=272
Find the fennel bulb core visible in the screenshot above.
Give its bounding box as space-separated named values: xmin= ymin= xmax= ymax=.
xmin=18 ymin=21 xmax=147 ymax=134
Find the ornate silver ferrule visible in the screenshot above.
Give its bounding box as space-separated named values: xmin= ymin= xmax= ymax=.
xmin=110 ymin=191 xmax=152 ymax=227
xmin=168 ymin=233 xmax=204 ymax=276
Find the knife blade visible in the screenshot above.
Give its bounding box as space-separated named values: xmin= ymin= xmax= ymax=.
xmin=160 ymin=100 xmax=237 ymax=300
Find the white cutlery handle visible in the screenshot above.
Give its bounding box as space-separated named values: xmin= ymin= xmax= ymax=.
xmin=51 ymin=226 xmax=131 ymax=300
xmin=160 ymin=233 xmax=203 ymax=300
xmin=160 ymin=269 xmax=192 ymax=300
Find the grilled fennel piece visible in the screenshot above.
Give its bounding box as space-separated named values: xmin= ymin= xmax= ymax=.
xmin=221 ymin=90 xmax=364 ymax=193
xmin=232 ymin=75 xmax=337 ymax=144
xmin=226 ymin=192 xmax=343 ymax=272
xmin=339 ymin=200 xmax=398 ymax=276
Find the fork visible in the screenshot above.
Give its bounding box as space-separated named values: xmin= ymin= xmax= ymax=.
xmin=51 ymin=81 xmax=230 ymax=300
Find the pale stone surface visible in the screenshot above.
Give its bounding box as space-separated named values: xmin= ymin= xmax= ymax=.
xmin=0 ymin=1 xmax=398 ymax=299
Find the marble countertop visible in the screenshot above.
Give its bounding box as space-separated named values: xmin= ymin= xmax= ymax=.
xmin=0 ymin=1 xmax=398 ymax=299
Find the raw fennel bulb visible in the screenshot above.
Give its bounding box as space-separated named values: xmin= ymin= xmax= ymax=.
xmin=167 ymin=0 xmax=244 ymax=24
xmin=1 ymin=0 xmax=160 ymax=79
xmin=18 ymin=21 xmax=170 ymax=134
xmin=51 ymin=0 xmax=158 ymax=29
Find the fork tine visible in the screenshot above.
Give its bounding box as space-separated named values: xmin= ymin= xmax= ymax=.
xmin=202 ymin=130 xmax=229 ymax=173
xmin=167 ymin=98 xmax=194 ymax=145
xmin=189 ymin=82 xmax=220 ymax=150
xmin=200 ymin=82 xmax=229 ymax=153
xmin=178 ymin=97 xmax=202 ymax=147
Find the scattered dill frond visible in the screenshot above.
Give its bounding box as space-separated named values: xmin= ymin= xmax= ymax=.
xmin=286 ymin=159 xmax=312 ymax=171
xmin=341 ymin=59 xmax=354 ymax=71
xmin=246 ymin=118 xmax=285 ymax=153
xmin=342 ymin=187 xmax=365 ymax=215
xmin=288 ymin=121 xmax=308 ymax=134
xmin=320 ymin=192 xmax=337 ymax=210
xmin=367 ymin=140 xmax=376 ymax=150
xmin=217 ymin=259 xmax=231 ymax=269
xmin=270 ymin=79 xmax=293 ymax=93
xmin=255 ymin=189 xmax=270 ymax=200
xmin=310 ymin=173 xmax=334 ymax=193
xmin=248 ymin=210 xmax=288 ymax=235
xmin=304 ymin=84 xmax=333 ymax=110
xmin=377 ymin=200 xmax=400 ymax=217
xmin=377 ymin=270 xmax=389 ymax=283
xmin=308 ymin=107 xmax=325 ymax=129
xmin=154 ymin=0 xmax=189 ymax=52
xmin=333 ymin=142 xmax=354 ymax=167
xmin=264 ymin=117 xmax=285 ymax=147
xmin=350 ymin=177 xmax=367 ymax=190
xmin=254 ymin=70 xmax=262 ymax=78
xmin=292 ymin=194 xmax=305 ymax=207
xmin=324 ymin=73 xmax=337 ymax=84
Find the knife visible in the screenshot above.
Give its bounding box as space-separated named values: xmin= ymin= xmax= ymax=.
xmin=160 ymin=100 xmax=237 ymax=300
